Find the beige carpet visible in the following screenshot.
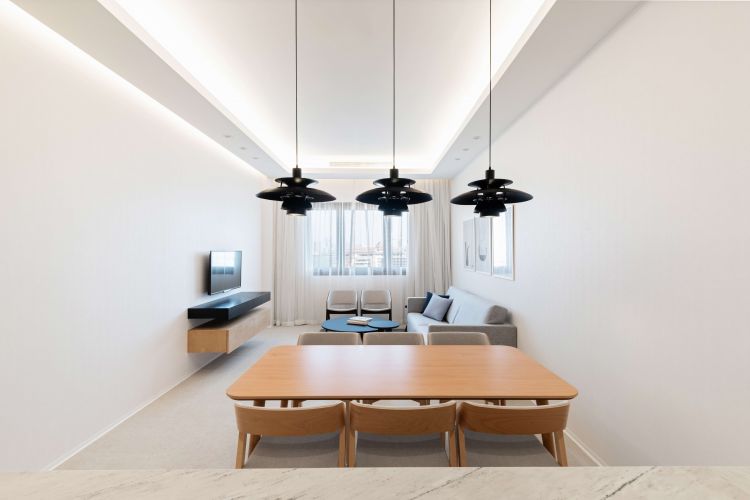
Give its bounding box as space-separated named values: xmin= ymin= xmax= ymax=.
xmin=59 ymin=326 xmax=308 ymax=469
xmin=59 ymin=326 xmax=593 ymax=468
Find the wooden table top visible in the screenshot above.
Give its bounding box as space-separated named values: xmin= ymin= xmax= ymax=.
xmin=226 ymin=345 xmax=578 ymax=401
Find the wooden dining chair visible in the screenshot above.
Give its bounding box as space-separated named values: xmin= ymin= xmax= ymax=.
xmin=457 ymin=401 xmax=570 ymax=467
xmin=347 ymin=400 xmax=458 ymax=467
xmin=297 ymin=332 xmax=362 ymax=345
xmin=362 ymin=332 xmax=424 ymax=345
xmin=234 ymin=402 xmax=346 ymax=469
xmin=427 ymin=331 xmax=490 ymax=345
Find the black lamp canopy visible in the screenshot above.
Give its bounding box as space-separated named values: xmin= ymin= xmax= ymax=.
xmin=356 ymin=167 xmax=432 ymax=217
xmin=355 ymin=0 xmax=432 ymax=216
xmin=255 ymin=0 xmax=334 ymax=216
xmin=450 ymin=0 xmax=532 ymax=216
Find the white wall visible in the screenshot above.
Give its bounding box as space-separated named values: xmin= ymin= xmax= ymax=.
xmin=0 ymin=2 xmax=267 ymax=470
xmin=451 ymin=2 xmax=750 ymax=465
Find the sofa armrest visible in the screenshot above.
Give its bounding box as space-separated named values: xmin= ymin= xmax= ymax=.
xmin=406 ymin=297 xmax=426 ymax=314
xmin=426 ymin=323 xmax=517 ymax=347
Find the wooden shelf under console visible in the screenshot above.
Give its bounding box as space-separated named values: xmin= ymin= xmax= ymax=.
xmin=188 ymin=306 xmax=270 ymax=354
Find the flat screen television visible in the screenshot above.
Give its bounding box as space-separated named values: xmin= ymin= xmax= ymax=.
xmin=209 ymin=250 xmax=242 ymax=295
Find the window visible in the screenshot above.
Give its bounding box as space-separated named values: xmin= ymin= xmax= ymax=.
xmin=309 ymin=202 xmax=408 ymax=276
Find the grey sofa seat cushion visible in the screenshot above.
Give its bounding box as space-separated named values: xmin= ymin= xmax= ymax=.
xmin=422 ymin=295 xmax=453 ymax=321
xmin=355 ymin=433 xmax=449 ymax=467
xmin=245 ymin=432 xmax=341 ymax=468
xmin=406 ymin=313 xmax=445 ymax=334
xmin=461 ymin=431 xmax=558 ymax=467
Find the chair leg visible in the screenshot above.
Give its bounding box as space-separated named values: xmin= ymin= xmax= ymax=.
xmin=536 ymin=399 xmax=555 ymax=457
xmin=457 ymin=426 xmax=467 ymax=467
xmin=235 ymin=432 xmax=247 ymax=469
xmin=554 ymin=430 xmax=568 ymax=466
xmin=347 ymin=428 xmax=357 ymax=467
xmin=448 ymin=430 xmax=458 ymax=467
xmin=338 ymin=429 xmax=347 ymax=467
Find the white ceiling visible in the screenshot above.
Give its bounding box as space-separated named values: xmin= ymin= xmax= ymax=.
xmin=102 ymin=0 xmax=551 ymax=176
xmin=12 ymin=0 xmax=639 ymax=180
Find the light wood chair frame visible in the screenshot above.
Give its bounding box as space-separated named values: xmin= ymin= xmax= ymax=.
xmin=456 ymin=401 xmax=570 ymax=466
xmin=234 ymin=401 xmax=347 ymax=469
xmin=347 ymin=400 xmax=458 ymax=467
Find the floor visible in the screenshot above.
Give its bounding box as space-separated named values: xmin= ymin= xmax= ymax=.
xmin=59 ymin=325 xmax=594 ymax=469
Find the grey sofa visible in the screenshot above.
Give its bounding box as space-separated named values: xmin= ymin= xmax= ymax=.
xmin=405 ymin=286 xmax=517 ymax=346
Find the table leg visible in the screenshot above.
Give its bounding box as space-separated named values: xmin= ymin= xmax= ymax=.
xmin=536 ymin=399 xmax=555 ymax=458
xmin=248 ymin=400 xmax=265 ymax=455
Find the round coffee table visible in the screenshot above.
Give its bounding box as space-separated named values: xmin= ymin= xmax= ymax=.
xmin=321 ymin=317 xmax=401 ymax=333
xmin=321 ymin=317 xmax=376 ymax=334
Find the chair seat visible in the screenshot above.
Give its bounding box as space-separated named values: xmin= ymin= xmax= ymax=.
xmin=462 ymin=431 xmax=558 ymax=467
xmin=245 ymin=433 xmax=341 ymax=468
xmin=362 ymin=304 xmax=390 ymax=311
xmin=355 ymin=433 xmax=449 ymax=467
xmin=328 ymin=304 xmax=356 ymax=311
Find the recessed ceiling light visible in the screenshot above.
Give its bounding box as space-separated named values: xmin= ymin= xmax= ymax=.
xmin=223 ymin=134 xmax=232 ymax=138
xmin=240 ymin=146 xmax=247 ymax=150
xmin=252 ymin=156 xmax=260 ymax=160
xmin=455 ymin=158 xmax=461 ymax=161
xmin=462 ymin=147 xmax=469 ymax=151
xmin=473 ymin=136 xmax=481 ymax=140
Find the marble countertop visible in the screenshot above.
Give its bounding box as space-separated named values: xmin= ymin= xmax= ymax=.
xmin=1 ymin=467 xmax=749 ymax=499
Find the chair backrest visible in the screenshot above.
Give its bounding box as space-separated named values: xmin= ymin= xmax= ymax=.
xmin=363 ymin=332 xmax=424 ymax=345
xmin=297 ymin=332 xmax=362 ymax=345
xmin=360 ymin=289 xmax=391 ymax=306
xmin=348 ymin=401 xmax=458 ymax=467
xmin=427 ymin=331 xmax=490 ymax=345
xmin=327 ymin=290 xmax=357 ymax=307
xmin=235 ymin=401 xmax=346 ymax=436
xmin=458 ymin=401 xmax=569 ymax=436
xmin=349 ymin=400 xmax=456 ymax=436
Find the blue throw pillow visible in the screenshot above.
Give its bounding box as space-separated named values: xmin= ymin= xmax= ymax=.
xmin=422 ymin=295 xmax=453 ymax=322
xmin=422 ymin=292 xmax=449 ymax=313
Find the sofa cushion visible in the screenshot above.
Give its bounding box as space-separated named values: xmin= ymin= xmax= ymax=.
xmin=445 ymin=286 xmax=507 ymax=324
xmin=423 ymin=295 xmax=453 ymax=322
xmin=422 ymin=291 xmax=449 ymax=313
xmin=406 ymin=313 xmax=445 ymax=335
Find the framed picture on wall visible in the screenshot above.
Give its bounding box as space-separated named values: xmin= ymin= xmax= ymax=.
xmin=475 ymin=217 xmax=492 ymax=275
xmin=492 ymin=206 xmax=515 ymax=280
xmin=463 ymin=219 xmax=476 ymax=271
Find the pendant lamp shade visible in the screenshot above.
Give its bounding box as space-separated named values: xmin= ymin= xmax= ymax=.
xmin=255 ymin=0 xmax=334 ymax=216
xmin=450 ymin=169 xmax=532 ymax=217
xmin=355 ymin=0 xmax=432 ymax=216
xmin=449 ymin=0 xmax=532 ymax=216
xmin=356 ymin=168 xmax=432 ymax=217
xmin=257 ymin=167 xmax=334 ymax=216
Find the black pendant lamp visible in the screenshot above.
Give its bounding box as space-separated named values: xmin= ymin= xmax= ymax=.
xmin=356 ymin=0 xmax=432 ymax=216
xmin=450 ymin=0 xmax=532 ymax=217
xmin=256 ymin=0 xmax=334 ymax=215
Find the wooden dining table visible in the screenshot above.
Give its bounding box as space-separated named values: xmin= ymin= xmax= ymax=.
xmin=227 ymin=345 xmax=577 ymax=456
xmin=227 ymin=345 xmax=577 ymax=402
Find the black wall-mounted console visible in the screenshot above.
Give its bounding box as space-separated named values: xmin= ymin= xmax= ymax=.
xmin=187 ymin=291 xmax=271 ymax=322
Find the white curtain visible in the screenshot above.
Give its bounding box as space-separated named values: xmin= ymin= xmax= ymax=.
xmin=406 ymin=179 xmax=452 ymax=298
xmin=272 ymin=179 xmax=451 ymax=326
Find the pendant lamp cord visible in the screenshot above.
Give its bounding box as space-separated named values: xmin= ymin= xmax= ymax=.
xmin=488 ymin=0 xmax=492 ymax=171
xmin=295 ymin=0 xmax=299 ymax=169
xmin=392 ymin=0 xmax=396 ymax=169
